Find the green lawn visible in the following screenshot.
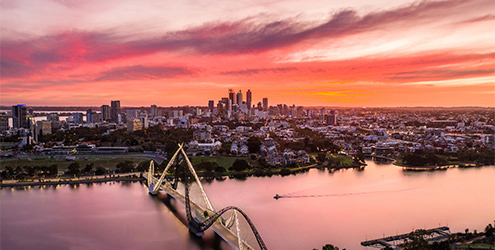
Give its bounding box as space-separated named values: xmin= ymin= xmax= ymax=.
xmin=190 ymin=156 xmax=257 ymax=170
xmin=327 ymin=154 xmax=355 ymax=166
xmin=0 ymin=157 xmax=147 ymax=170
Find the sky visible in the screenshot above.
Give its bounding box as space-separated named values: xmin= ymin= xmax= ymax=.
xmin=1 ymin=0 xmax=494 ymax=107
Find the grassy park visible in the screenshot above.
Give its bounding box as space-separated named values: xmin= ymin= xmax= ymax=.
xmin=0 ymin=156 xmax=147 ymax=171
xmin=189 ymin=156 xmax=255 ymax=170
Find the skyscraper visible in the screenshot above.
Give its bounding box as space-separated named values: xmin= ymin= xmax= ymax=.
xmin=326 ymin=110 xmax=338 ymax=125
xmin=0 ymin=114 xmax=9 ymax=132
xmin=110 ymin=100 xmax=120 ymax=123
xmin=101 ymin=105 xmax=110 ymax=121
xmin=262 ymin=98 xmax=268 ymax=111
xmin=208 ymin=100 xmax=214 ymax=112
xmin=86 ymin=109 xmax=94 ymax=123
xmin=73 ymin=112 xmax=84 ymax=124
xmin=151 ymin=105 xmax=158 ymax=118
xmin=246 ymin=89 xmax=252 ymax=109
xmin=236 ymin=90 xmax=242 ymax=106
xmin=228 ymin=89 xmax=235 ymax=106
xmin=12 ymin=104 xmax=29 ymax=129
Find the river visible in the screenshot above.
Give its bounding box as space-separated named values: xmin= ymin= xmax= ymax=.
xmin=1 ymin=161 xmax=494 ymax=250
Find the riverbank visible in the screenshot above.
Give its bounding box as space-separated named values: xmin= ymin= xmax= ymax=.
xmin=198 ymin=164 xmax=319 ymax=180
xmin=0 ymin=174 xmax=144 ymax=188
xmin=394 ymin=162 xmax=486 ymax=171
xmin=0 ymin=163 xmax=320 ymax=187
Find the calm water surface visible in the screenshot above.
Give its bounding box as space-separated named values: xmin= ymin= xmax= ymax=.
xmin=2 ymin=161 xmax=494 ymax=250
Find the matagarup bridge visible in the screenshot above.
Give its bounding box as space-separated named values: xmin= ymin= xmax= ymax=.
xmin=144 ymin=144 xmax=268 ymax=250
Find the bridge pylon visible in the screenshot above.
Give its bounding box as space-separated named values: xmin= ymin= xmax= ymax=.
xmin=147 ymin=143 xmax=184 ymax=195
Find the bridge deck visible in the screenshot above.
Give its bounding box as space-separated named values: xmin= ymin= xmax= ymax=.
xmin=144 ymin=175 xmax=255 ymax=250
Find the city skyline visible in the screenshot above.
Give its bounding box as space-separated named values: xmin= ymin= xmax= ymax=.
xmin=1 ymin=0 xmax=494 ymax=107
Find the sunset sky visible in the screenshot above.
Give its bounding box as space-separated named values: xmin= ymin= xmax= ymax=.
xmin=1 ymin=0 xmax=494 ymax=107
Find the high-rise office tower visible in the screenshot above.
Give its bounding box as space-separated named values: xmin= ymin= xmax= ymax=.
xmin=208 ymin=100 xmax=214 ymax=112
xmin=101 ymin=105 xmax=110 ymax=121
xmin=150 ymin=105 xmax=158 ymax=118
xmin=228 ymin=89 xmax=235 ymax=106
xmin=236 ymin=90 xmax=242 ymax=106
xmin=0 ymin=114 xmax=9 ymax=132
xmin=110 ymin=100 xmax=120 ymax=123
xmin=262 ymin=98 xmax=268 ymax=111
xmin=12 ymin=104 xmax=29 ymax=128
xmin=283 ymin=104 xmax=289 ymax=116
xmin=246 ymin=89 xmax=252 ymax=109
xmin=86 ymin=109 xmax=94 ymax=123
xmin=73 ymin=112 xmax=84 ymax=124
xmin=326 ymin=110 xmax=337 ymax=125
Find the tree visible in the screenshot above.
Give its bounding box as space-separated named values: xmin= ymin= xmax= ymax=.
xmin=485 ymin=223 xmax=494 ymax=238
xmin=95 ymin=166 xmax=106 ymax=175
xmin=5 ymin=166 xmax=14 ymax=177
xmin=317 ymin=152 xmax=326 ymax=163
xmin=322 ymin=244 xmax=339 ymax=250
xmin=402 ymin=229 xmax=429 ymax=250
xmin=219 ymin=141 xmax=232 ymax=155
xmin=197 ymin=161 xmax=219 ymax=172
xmin=354 ymin=152 xmax=365 ymax=164
xmin=247 ymin=136 xmax=261 ymax=154
xmin=214 ymin=166 xmax=225 ymax=173
xmin=23 ymin=166 xmax=35 ymax=177
xmin=232 ymin=159 xmax=249 ymax=172
xmin=116 ymin=161 xmax=134 ymax=173
xmin=1 ymin=170 xmax=9 ymax=179
xmin=67 ymin=162 xmax=80 ymax=176
xmin=258 ymin=157 xmax=269 ymax=168
xmin=137 ymin=160 xmax=152 ymax=172
xmin=83 ymin=163 xmax=94 ymax=173
xmin=48 ymin=164 xmax=58 ymax=176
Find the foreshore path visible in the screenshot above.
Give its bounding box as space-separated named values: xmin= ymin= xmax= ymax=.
xmin=0 ymin=173 xmax=145 ymax=188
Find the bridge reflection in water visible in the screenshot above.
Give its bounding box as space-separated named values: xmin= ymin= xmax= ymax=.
xmin=144 ymin=144 xmax=267 ymax=250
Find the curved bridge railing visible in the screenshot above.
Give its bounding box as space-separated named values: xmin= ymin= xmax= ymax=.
xmin=197 ymin=206 xmax=267 ymax=250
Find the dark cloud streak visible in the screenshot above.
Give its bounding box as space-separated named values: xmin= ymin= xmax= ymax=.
xmin=386 ymin=68 xmax=495 ymax=81
xmin=221 ymin=67 xmax=297 ymax=76
xmin=95 ymin=65 xmax=196 ymax=81
xmin=1 ymin=0 xmax=491 ymax=79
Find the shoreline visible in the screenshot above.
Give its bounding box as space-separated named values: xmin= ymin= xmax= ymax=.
xmin=394 ymin=162 xmax=486 ymax=171
xmin=0 ymin=175 xmax=145 ymax=188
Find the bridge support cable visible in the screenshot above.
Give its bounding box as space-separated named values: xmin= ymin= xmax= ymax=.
xmin=179 ymin=147 xmax=215 ymax=212
xmin=184 ymin=170 xmax=193 ymax=224
xmin=151 ymin=144 xmax=183 ymax=194
xmin=147 ymin=160 xmax=154 ymax=186
xmin=147 ymin=160 xmax=155 ymax=193
xmin=234 ymin=211 xmax=244 ymax=250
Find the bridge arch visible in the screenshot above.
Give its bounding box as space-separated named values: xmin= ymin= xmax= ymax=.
xmin=197 ymin=206 xmax=267 ymax=250
xmin=147 ymin=145 xmax=268 ymax=250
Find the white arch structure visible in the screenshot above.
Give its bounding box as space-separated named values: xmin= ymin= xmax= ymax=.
xmin=146 ymin=144 xmax=267 ymax=250
xmin=148 ymin=143 xmax=214 ymax=212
